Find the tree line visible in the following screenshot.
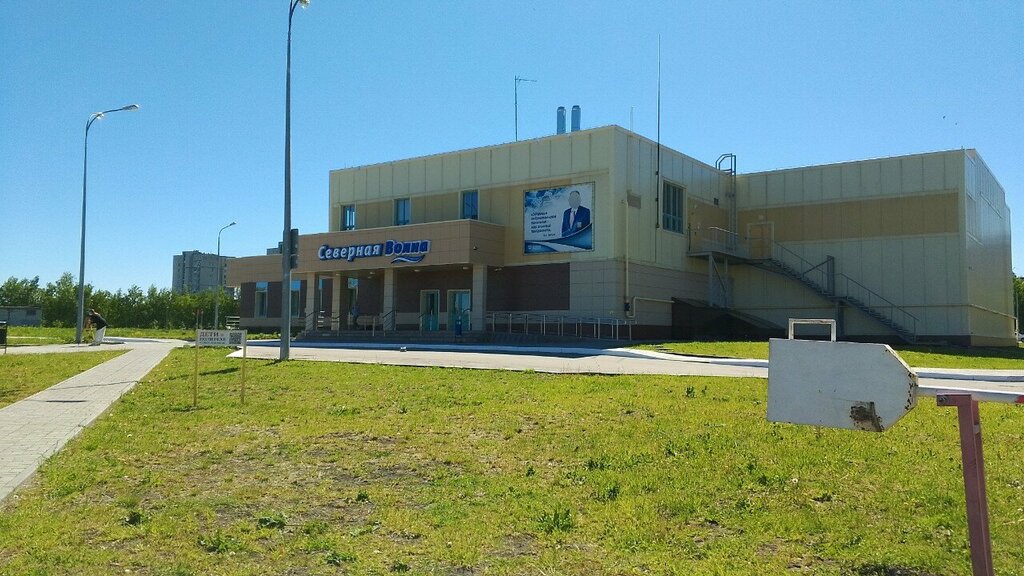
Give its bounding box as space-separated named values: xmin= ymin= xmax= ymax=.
xmin=0 ymin=273 xmax=239 ymax=329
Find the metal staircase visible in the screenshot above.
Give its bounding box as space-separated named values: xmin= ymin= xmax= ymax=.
xmin=754 ymin=242 xmax=918 ymax=343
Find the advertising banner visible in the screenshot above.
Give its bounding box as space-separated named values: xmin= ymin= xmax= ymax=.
xmin=524 ymin=182 xmax=594 ymax=254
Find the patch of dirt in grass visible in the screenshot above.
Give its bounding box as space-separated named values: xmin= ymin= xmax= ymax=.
xmin=490 ymin=533 xmax=538 ymax=559
xmin=849 ymin=564 xmax=944 ymax=576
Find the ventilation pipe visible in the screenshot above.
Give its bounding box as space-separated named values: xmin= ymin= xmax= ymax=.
xmin=556 ymin=106 xmax=566 ymax=134
xmin=570 ymin=105 xmax=581 ymax=132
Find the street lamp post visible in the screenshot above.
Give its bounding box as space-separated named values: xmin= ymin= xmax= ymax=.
xmin=281 ymin=0 xmax=309 ymax=360
xmin=214 ymin=221 xmax=237 ymax=329
xmin=76 ymin=104 xmax=140 ymax=345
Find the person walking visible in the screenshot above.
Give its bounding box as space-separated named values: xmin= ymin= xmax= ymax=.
xmin=85 ymin=308 xmax=109 ymax=346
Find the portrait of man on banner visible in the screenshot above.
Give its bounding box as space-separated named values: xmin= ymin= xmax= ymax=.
xmin=523 ymin=182 xmax=594 ymax=254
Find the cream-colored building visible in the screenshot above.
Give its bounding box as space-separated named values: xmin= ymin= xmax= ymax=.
xmin=226 ymin=125 xmax=1016 ymax=345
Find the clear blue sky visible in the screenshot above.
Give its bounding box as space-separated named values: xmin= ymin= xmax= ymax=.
xmin=1 ymin=1 xmax=1021 ymax=292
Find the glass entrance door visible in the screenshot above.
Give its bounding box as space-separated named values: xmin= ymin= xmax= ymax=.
xmin=420 ymin=290 xmax=440 ymax=331
xmin=447 ymin=290 xmax=471 ymax=332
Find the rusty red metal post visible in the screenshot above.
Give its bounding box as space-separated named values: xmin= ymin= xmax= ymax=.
xmin=935 ymin=393 xmax=994 ymax=576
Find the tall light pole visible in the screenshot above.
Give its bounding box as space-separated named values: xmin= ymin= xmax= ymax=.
xmin=281 ymin=0 xmax=309 ymax=360
xmin=214 ymin=221 xmax=236 ymax=329
xmin=76 ymin=104 xmax=140 ymax=345
xmin=514 ymin=75 xmax=536 ymax=141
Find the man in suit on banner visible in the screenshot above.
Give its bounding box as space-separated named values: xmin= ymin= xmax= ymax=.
xmin=561 ymin=189 xmax=591 ymax=237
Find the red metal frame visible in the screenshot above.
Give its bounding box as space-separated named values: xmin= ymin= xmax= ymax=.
xmin=935 ymin=393 xmax=994 ymax=576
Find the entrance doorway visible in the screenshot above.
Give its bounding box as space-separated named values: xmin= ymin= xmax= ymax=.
xmin=419 ymin=290 xmax=440 ymax=331
xmin=447 ymin=290 xmax=471 ymax=332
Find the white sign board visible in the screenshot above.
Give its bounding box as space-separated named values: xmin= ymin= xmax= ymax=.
xmin=524 ymin=182 xmax=595 ymax=254
xmin=196 ymin=329 xmax=246 ymax=347
xmin=767 ymin=338 xmax=918 ymax=432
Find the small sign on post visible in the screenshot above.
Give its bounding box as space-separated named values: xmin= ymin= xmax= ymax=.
xmin=193 ymin=329 xmax=248 ymax=407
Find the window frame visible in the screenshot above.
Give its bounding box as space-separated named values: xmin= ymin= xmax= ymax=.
xmin=255 ymin=281 xmax=269 ymax=318
xmin=394 ymin=198 xmax=411 ymax=226
xmin=342 ymin=204 xmax=357 ymax=231
xmin=662 ymin=181 xmax=685 ymax=233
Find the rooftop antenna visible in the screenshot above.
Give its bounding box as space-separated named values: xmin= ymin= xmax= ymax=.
xmin=514 ymin=75 xmax=537 ymax=141
xmin=630 ymin=106 xmax=635 ymax=132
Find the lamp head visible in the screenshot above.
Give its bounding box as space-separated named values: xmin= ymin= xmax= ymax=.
xmin=299 ymin=0 xmax=309 ymax=6
xmin=122 ymin=104 xmax=140 ymax=112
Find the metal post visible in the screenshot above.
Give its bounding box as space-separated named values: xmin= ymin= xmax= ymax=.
xmin=214 ymin=221 xmax=236 ymax=329
xmin=935 ymin=393 xmax=994 ymax=576
xmin=76 ymin=104 xmax=139 ymax=344
xmin=281 ymin=0 xmax=308 ymax=360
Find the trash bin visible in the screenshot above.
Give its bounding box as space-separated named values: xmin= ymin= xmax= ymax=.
xmin=0 ymin=321 xmax=7 ymax=351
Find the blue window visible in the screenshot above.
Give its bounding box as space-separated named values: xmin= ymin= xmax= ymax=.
xmin=461 ymin=190 xmax=479 ymax=220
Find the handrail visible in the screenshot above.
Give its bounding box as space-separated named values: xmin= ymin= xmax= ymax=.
xmin=688 ymin=226 xmax=748 ymax=257
xmin=379 ymin=309 xmax=396 ymax=332
xmin=766 ymin=241 xmax=917 ymax=339
xmin=836 ymin=273 xmax=918 ymax=337
xmin=485 ymin=311 xmax=635 ymax=341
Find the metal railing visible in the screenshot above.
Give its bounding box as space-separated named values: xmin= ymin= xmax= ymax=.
xmin=835 ymin=273 xmax=918 ymax=338
xmin=486 ymin=312 xmax=633 ymax=341
xmin=688 ymin=226 xmax=748 ymax=257
xmin=764 ymin=242 xmax=917 ymax=339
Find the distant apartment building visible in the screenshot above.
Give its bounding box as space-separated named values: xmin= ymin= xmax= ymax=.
xmin=172 ymin=251 xmax=233 ymax=294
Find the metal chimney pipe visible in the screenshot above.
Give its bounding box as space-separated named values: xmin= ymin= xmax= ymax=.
xmin=570 ymin=105 xmax=581 ymax=132
xmin=556 ymin=106 xmax=566 ymax=134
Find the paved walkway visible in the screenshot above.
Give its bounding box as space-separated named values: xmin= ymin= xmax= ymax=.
xmin=236 ymin=340 xmax=1024 ymax=397
xmin=0 ymin=339 xmax=181 ymax=502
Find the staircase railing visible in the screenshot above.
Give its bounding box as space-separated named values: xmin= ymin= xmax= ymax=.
xmin=768 ymin=242 xmax=835 ymax=295
xmin=762 ymin=242 xmax=916 ymax=340
xmin=688 ymin=226 xmax=749 ymax=257
xmin=835 ymin=273 xmax=918 ymax=338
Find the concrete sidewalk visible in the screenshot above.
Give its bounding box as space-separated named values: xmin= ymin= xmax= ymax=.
xmin=233 ymin=341 xmax=1024 ymax=397
xmin=0 ymin=340 xmax=181 ymax=503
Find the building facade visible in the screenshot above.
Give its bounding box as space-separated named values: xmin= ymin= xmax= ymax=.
xmin=226 ymin=125 xmax=1016 ymax=345
xmin=172 ymin=250 xmax=233 ymax=294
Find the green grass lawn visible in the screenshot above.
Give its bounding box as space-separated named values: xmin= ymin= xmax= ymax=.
xmin=0 ymin=350 xmax=125 ymax=409
xmin=640 ymin=341 xmax=1024 ymax=369
xmin=0 ymin=349 xmax=1021 ymax=575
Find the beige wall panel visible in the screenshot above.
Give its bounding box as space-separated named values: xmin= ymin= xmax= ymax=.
xmin=945 ymin=152 xmax=964 ymax=189
xmin=353 ymin=169 xmax=367 ymax=202
xmin=860 ymin=161 xmax=881 ymax=199
xmin=766 ymin=172 xmax=785 ymax=204
xmin=425 ymin=157 xmax=443 ymax=192
xmin=551 ymin=137 xmax=572 ymax=174
xmin=226 ymin=255 xmax=280 ymax=286
xmin=840 ymin=164 xmax=860 ymax=199
xmin=880 ymin=158 xmax=900 ymax=196
xmin=367 ymin=166 xmax=381 ymax=198
xmin=408 ymin=159 xmax=426 ymax=194
xmin=443 ymin=154 xmax=460 ymax=190
xmin=901 ymin=156 xmax=923 ymax=193
xmin=922 ymin=154 xmax=946 ymax=191
xmin=530 ymin=140 xmax=551 ymax=179
xmin=591 ymin=131 xmax=613 ymax=173
xmin=475 ymin=150 xmax=491 ymax=184
xmin=491 ymin=147 xmax=510 ymax=182
xmin=510 ymin=143 xmax=530 ymax=180
xmin=571 ymin=133 xmax=591 ymax=172
xmin=391 ymin=163 xmax=408 ymax=196
xmin=803 ymin=168 xmax=822 ymax=200
xmin=821 ymin=165 xmax=841 ymax=201
xmin=459 ymin=152 xmax=476 ymax=189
